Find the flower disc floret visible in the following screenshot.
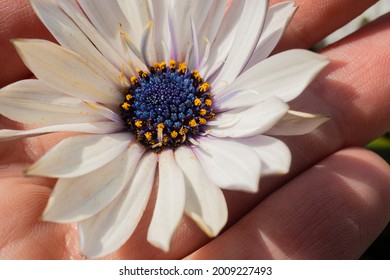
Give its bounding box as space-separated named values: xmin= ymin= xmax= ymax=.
xmin=120 ymin=60 xmax=214 ymax=151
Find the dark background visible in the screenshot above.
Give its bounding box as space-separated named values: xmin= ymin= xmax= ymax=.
xmin=361 ymin=132 xmax=390 ymax=259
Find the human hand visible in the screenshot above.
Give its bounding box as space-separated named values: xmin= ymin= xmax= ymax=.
xmin=0 ymin=0 xmax=389 ymax=259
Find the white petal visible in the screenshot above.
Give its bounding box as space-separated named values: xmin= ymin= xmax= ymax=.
xmin=147 ymin=149 xmax=185 ymax=252
xmin=119 ymin=26 xmax=149 ymax=72
xmin=208 ymin=97 xmax=289 ymax=138
xmin=200 ymin=0 xmax=246 ymax=79
xmin=215 ymin=89 xmax=267 ymax=111
xmin=42 ymin=143 xmax=145 ymax=223
xmin=233 ymin=135 xmax=291 ymax=176
xmin=30 ymin=0 xmax=122 ymax=83
xmin=197 ymin=0 xmax=228 ymax=61
xmin=79 ymin=152 xmax=157 ymax=259
xmin=78 ymin=0 xmax=131 ymax=56
xmin=140 ymin=21 xmax=155 ymax=67
xmin=84 ymin=102 xmax=122 ymax=123
xmin=175 ymin=146 xmax=227 ymax=237
xmin=217 ymin=50 xmax=329 ymax=102
xmin=13 ymin=39 xmax=123 ymax=106
xmin=194 ymin=137 xmax=261 ymax=192
xmin=267 ymin=110 xmax=330 ymax=136
xmin=0 ymin=80 xmax=105 ymax=125
xmin=213 ymin=0 xmax=267 ymax=87
xmin=169 ymin=0 xmax=207 ymax=61
xmin=244 ymin=1 xmax=297 ymax=71
xmin=57 ymin=0 xmax=133 ymax=77
xmin=117 ymin=0 xmax=152 ymax=45
xmin=150 ymin=0 xmax=170 ymax=61
xmin=167 ymin=4 xmax=179 ymax=61
xmin=0 ymin=122 xmax=124 ymax=142
xmin=189 ymin=18 xmax=199 ymax=69
xmin=25 ymin=133 xmax=131 ymax=178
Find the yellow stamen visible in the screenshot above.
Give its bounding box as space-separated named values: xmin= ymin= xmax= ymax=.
xmin=163 ymin=136 xmax=169 ymax=143
xmin=153 ymin=62 xmax=161 ymax=71
xmin=179 ymin=127 xmax=188 ymax=135
xmin=130 ymin=76 xmax=138 ymax=84
xmin=169 ymin=60 xmax=176 ymax=69
xmin=189 ymin=119 xmax=197 ymax=127
xmin=192 ymin=70 xmax=202 ymax=81
xmin=205 ymin=99 xmax=212 ymax=106
xmin=144 ymin=132 xmax=152 ymax=140
xmin=171 ymin=131 xmax=178 ymax=138
xmin=121 ymin=102 xmax=130 ymax=110
xmin=199 ymin=118 xmax=207 ymax=125
xmin=126 ymin=94 xmax=132 ymax=101
xmin=178 ymin=62 xmax=187 ymax=74
xmin=199 ymin=82 xmax=210 ymax=92
xmin=157 ymin=123 xmax=165 ymax=129
xmin=194 ymin=98 xmax=202 ymax=106
xmin=200 ymin=109 xmax=207 ymax=116
xmin=208 ymin=112 xmax=215 ymax=120
xmin=137 ymin=70 xmax=149 ymax=79
xmin=135 ymin=120 xmax=143 ymax=128
xmin=152 ymin=62 xmax=167 ymax=72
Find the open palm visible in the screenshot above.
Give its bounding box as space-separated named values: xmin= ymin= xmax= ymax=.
xmin=0 ymin=0 xmax=389 ymax=259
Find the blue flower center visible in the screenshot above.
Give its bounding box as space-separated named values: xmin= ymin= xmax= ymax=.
xmin=120 ymin=60 xmax=214 ymax=151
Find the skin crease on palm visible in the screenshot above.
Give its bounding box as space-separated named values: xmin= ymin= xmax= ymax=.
xmin=0 ymin=0 xmax=389 ymax=260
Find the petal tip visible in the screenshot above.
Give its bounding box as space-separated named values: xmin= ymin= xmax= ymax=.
xmin=23 ymin=167 xmax=35 ymax=178
xmin=147 ymin=238 xmax=170 ymax=253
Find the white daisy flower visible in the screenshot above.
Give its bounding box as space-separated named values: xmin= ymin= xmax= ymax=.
xmin=0 ymin=0 xmax=329 ymax=258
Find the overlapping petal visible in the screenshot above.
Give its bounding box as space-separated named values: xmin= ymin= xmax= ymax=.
xmin=196 ymin=0 xmax=228 ymax=64
xmin=208 ymin=97 xmax=289 ymax=138
xmin=267 ymin=110 xmax=330 ymax=135
xmin=30 ymin=0 xmax=123 ymax=82
xmin=147 ymin=149 xmax=185 ymax=252
xmin=78 ymin=0 xmax=130 ymax=56
xmin=117 ymin=0 xmax=152 ymax=45
xmin=232 ymin=135 xmax=291 ymax=175
xmin=13 ymin=39 xmax=124 ymax=106
xmin=57 ymin=0 xmax=133 ymax=76
xmin=25 ymin=133 xmax=132 ymax=178
xmin=215 ymin=49 xmax=329 ymax=102
xmin=0 ymin=122 xmax=124 ymax=142
xmin=194 ymin=137 xmax=261 ymax=192
xmin=42 ymin=143 xmax=145 ymax=223
xmin=200 ymin=0 xmax=246 ymax=79
xmin=79 ymin=152 xmax=157 ymax=259
xmin=212 ymin=0 xmax=267 ymax=86
xmin=175 ymin=147 xmax=228 ymax=237
xmin=244 ymin=1 xmax=297 ymax=71
xmin=0 ymin=80 xmax=105 ymax=125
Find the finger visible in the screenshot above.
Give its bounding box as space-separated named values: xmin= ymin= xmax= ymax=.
xmin=220 ymin=13 xmax=390 ymax=227
xmin=187 ymin=148 xmax=390 ymax=259
xmin=287 ymin=13 xmax=390 ymax=170
xmin=0 ymin=0 xmax=54 ymax=87
xmin=271 ymin=0 xmax=379 ymax=51
xmin=0 ymin=179 xmax=80 ymax=259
